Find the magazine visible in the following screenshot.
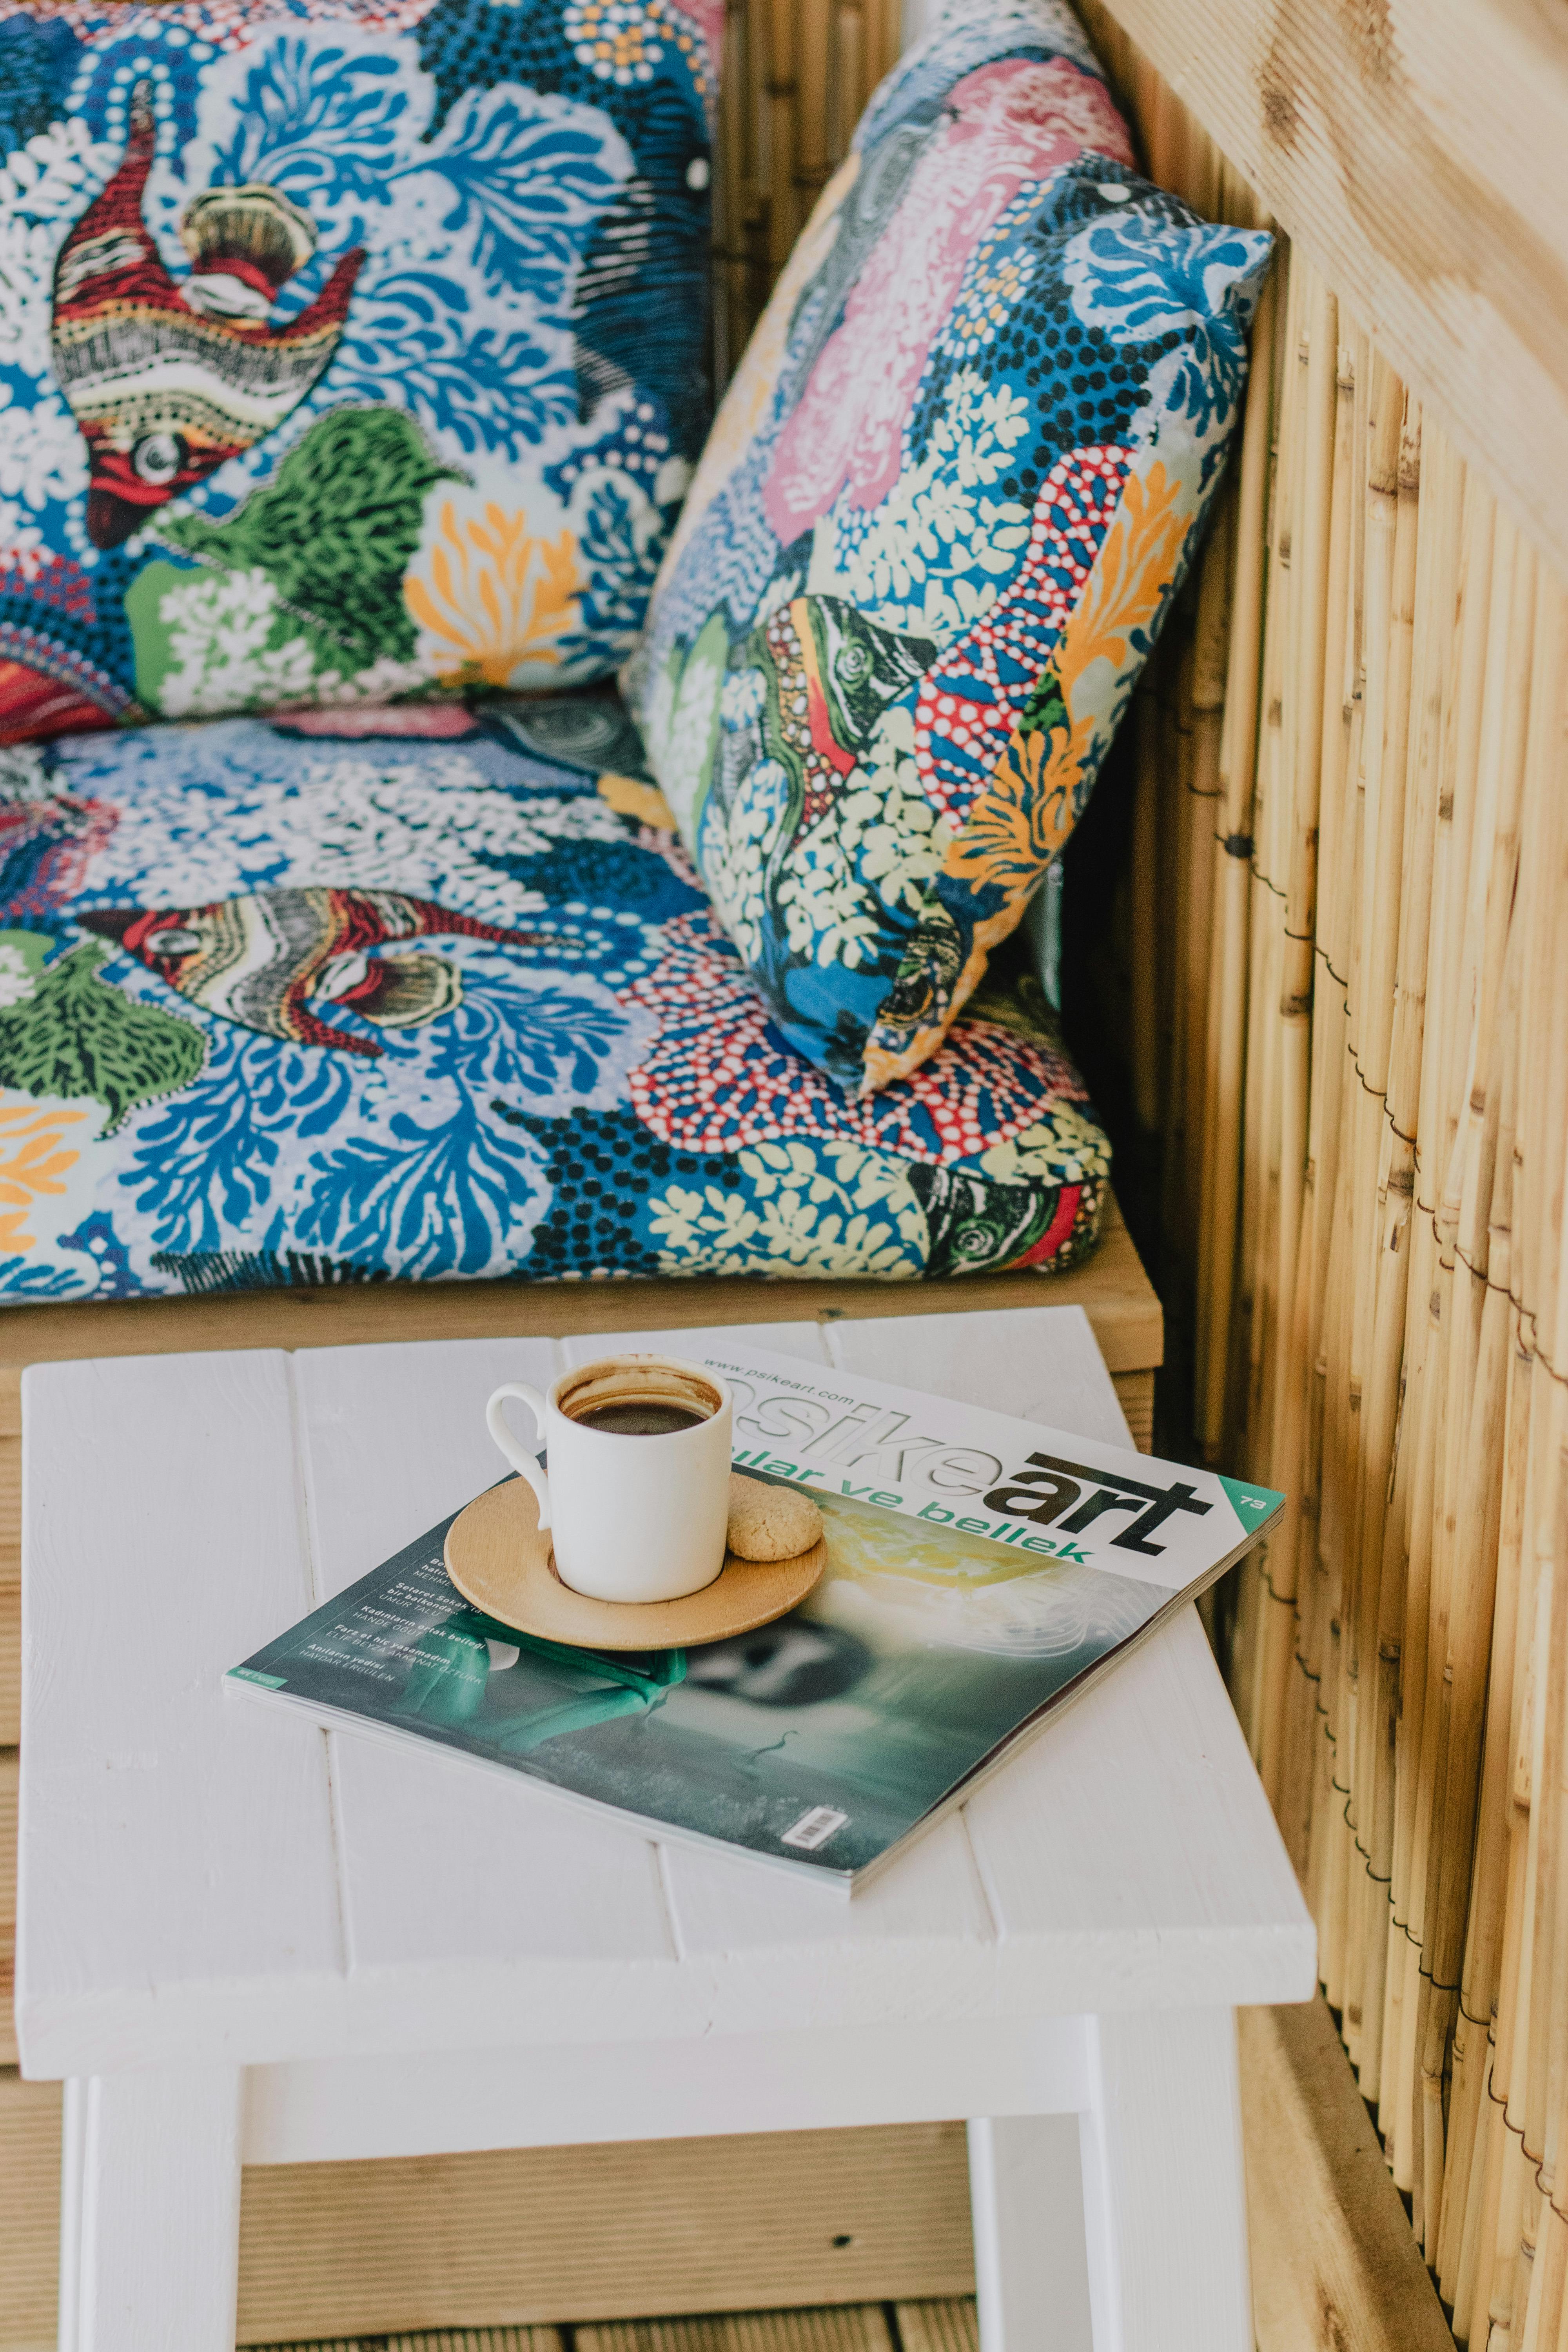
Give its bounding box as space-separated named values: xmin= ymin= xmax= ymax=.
xmin=227 ymin=1342 xmax=1282 ymax=1891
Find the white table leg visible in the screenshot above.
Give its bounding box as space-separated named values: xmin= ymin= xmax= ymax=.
xmin=57 ymin=2080 xmax=86 ymax=2352
xmin=63 ymin=2065 xmax=243 ymax=2352
xmin=969 ymin=2114 xmax=1095 ymax=2352
xmin=1078 ymin=2007 xmax=1252 ymax=2352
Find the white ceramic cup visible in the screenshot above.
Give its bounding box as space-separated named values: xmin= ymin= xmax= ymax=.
xmin=484 ymin=1353 xmax=733 ymax=1604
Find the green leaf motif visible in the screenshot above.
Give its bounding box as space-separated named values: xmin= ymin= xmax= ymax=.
xmin=1016 ymin=662 xmax=1069 ymax=743
xmin=155 ymin=407 xmax=467 ymax=669
xmin=0 ymin=940 xmax=206 ymax=1133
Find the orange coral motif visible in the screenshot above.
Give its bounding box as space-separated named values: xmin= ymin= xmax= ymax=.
xmin=0 ymin=1100 xmax=87 ymax=1252
xmin=945 ymin=456 xmax=1191 ymax=902
xmin=944 ymin=707 xmax=1085 ymax=892
xmin=1054 ymin=456 xmax=1187 ymax=707
xmin=405 ymin=498 xmax=581 ymax=688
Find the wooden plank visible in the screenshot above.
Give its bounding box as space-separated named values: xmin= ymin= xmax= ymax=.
xmin=326 ymin=1735 xmax=677 ymax=1984
xmin=2 ymin=2103 xmax=969 ymax=2352
xmin=373 ymin=2334 xmax=563 ymax=2352
xmin=372 ymin=2335 xmax=562 ymax=2352
xmin=290 ymin=1336 xmax=679 ymax=1992
xmin=962 ymin=1610 xmax=1315 ymax=2009
xmin=0 ymin=1617 xmax=13 ymax=1751
xmin=1080 ymin=0 xmax=1568 ymax=584
xmin=661 ymin=1813 xmax=995 ymax=1974
xmin=236 ymin=2141 xmax=969 ymax=2343
xmin=893 ymin=2303 xmax=978 ymax=2352
xmin=1112 ymin=1369 xmax=1154 ymax=1452
xmin=387 ymin=2337 xmax=563 ymax=2352
xmin=1237 ymin=1996 xmax=1453 ymax=2352
xmin=569 ymin=1309 xmax=1094 ymax=1974
xmin=826 ymin=1303 xmax=1129 ymax=1444
xmin=0 ymin=1195 xmax=1160 ymax=1378
xmin=579 ymin=2309 xmax=896 ymax=2352
xmin=0 ymin=2084 xmax=971 ymax=2350
xmin=1 ymin=1748 xmax=13 ymax=2062
xmin=0 ymin=2069 xmax=60 ymax=2348
xmin=0 ymin=1752 xmax=13 ymax=1937
xmin=16 ymin=1354 xmax=344 ymax=2075
xmin=296 ymin=1338 xmax=570 ymax=1606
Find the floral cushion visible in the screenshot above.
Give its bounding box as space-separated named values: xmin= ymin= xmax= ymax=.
xmin=627 ymin=0 xmax=1271 ymax=1095
xmin=0 ymin=0 xmax=716 ymax=740
xmin=0 ymin=698 xmax=1109 ymax=1299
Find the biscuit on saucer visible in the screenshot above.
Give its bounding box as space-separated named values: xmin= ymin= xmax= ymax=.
xmin=727 ymin=1473 xmax=823 ymax=1561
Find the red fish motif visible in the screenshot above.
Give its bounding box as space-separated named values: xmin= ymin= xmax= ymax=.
xmin=51 ymin=82 xmax=364 ymax=549
xmin=78 ymin=887 xmax=548 ymax=1057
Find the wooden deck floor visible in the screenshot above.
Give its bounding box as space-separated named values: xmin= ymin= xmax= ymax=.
xmin=250 ymin=2302 xmax=980 ymax=2352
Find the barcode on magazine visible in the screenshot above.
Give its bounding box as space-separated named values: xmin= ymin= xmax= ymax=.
xmin=781 ymin=1806 xmax=849 ymax=1852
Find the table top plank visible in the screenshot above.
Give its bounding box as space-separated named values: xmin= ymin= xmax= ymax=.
xmin=18 ymin=1350 xmax=344 ymax=2045
xmin=826 ymin=1301 xmax=1130 ymax=1450
xmin=830 ymin=1309 xmax=1311 ymax=1980
xmin=294 ymin=1336 xmax=559 ymax=1604
xmin=962 ymin=1607 xmax=1311 ymax=1981
xmin=292 ymin=1338 xmax=679 ymax=1982
xmin=558 ymin=1322 xmax=833 ymax=1371
xmin=664 ymin=1809 xmax=996 ymax=1960
xmin=328 ymin=1737 xmax=677 ymax=1972
xmin=562 ymin=1319 xmax=1004 ymax=1970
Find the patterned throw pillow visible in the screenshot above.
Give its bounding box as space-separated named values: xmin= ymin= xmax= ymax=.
xmin=0 ymin=0 xmax=716 ymax=739
xmin=627 ymin=0 xmax=1271 ymax=1095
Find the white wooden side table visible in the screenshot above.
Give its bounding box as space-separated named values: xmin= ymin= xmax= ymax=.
xmin=17 ymin=1303 xmax=1314 ymax=2352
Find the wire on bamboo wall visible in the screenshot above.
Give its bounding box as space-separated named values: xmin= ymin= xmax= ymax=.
xmin=1081 ymin=8 xmax=1568 ymax=2344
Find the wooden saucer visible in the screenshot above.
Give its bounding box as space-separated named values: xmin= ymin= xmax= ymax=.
xmin=443 ymin=1479 xmax=827 ymax=1650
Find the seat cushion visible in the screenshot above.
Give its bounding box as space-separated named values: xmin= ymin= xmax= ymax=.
xmin=625 ymin=0 xmax=1270 ymax=1095
xmin=0 ymin=698 xmax=1107 ymax=1298
xmin=0 ymin=0 xmax=716 ymax=740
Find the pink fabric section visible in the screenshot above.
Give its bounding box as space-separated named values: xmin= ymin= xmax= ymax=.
xmin=762 ymin=57 xmax=1132 ymax=546
xmin=668 ymin=0 xmax=724 ymax=71
xmin=277 ymin=703 xmax=478 ymax=739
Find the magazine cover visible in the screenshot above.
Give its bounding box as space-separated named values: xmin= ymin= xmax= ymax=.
xmin=228 ymin=1344 xmax=1282 ymax=1889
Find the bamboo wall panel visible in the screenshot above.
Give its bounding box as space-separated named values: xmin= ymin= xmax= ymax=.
xmin=715 ymin=0 xmax=900 ymax=381
xmin=1073 ymin=0 xmax=1568 ymax=592
xmin=1085 ymin=11 xmax=1568 ymax=2342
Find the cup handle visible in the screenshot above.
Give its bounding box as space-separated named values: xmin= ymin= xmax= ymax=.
xmin=485 ymin=1382 xmax=553 ymax=1530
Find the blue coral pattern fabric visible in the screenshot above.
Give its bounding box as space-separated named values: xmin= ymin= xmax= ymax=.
xmin=627 ymin=0 xmax=1272 ymax=1096
xmin=0 ymin=0 xmax=715 ymax=740
xmin=0 ymin=698 xmax=1109 ymax=1299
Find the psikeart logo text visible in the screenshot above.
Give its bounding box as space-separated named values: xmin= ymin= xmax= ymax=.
xmin=713 ymin=1360 xmax=1217 ymax=1568
xmin=982 ymin=1452 xmax=1211 ymax=1557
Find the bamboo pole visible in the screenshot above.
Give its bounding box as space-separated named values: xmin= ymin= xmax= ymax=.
xmin=1196 ymin=263 xmax=1278 ymax=1462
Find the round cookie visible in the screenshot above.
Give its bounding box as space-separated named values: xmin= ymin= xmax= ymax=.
xmin=727 ymin=1473 xmax=823 ymax=1562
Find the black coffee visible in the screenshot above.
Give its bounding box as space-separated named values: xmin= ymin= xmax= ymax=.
xmin=574 ymin=1400 xmax=706 ymax=1436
